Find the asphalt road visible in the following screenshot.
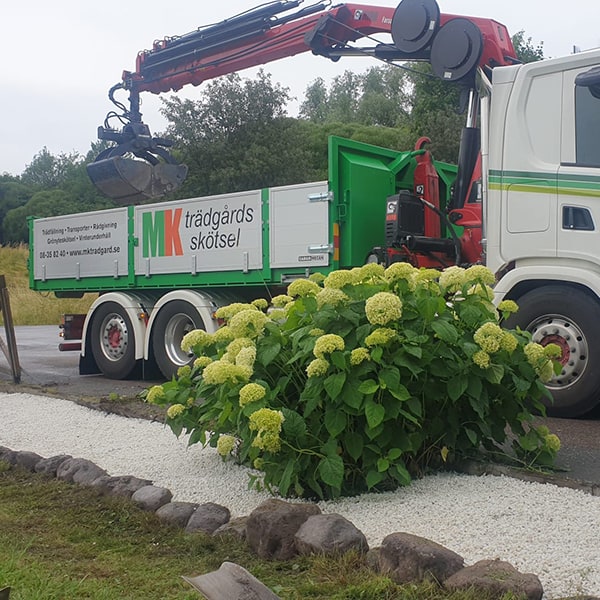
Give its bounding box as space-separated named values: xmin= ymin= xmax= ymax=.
xmin=0 ymin=325 xmax=598 ymax=486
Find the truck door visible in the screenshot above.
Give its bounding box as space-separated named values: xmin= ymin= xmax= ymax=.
xmin=557 ymin=64 xmax=600 ymax=262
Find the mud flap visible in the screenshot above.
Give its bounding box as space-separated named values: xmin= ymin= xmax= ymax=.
xmin=87 ymin=156 xmax=188 ymax=205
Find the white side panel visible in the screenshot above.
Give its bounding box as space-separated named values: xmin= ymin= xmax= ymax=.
xmin=269 ymin=181 xmax=330 ymax=269
xmin=134 ymin=190 xmax=263 ymax=275
xmin=33 ymin=208 xmax=128 ymax=280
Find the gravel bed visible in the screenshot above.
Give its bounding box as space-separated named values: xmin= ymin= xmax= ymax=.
xmin=1 ymin=392 xmax=599 ymax=599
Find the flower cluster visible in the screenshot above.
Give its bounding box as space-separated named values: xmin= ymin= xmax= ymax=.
xmin=215 ymin=302 xmax=257 ymax=320
xmin=249 ymin=408 xmax=285 ymax=453
xmin=438 ymin=265 xmax=465 ymax=293
xmin=202 ymin=360 xmax=251 ymax=385
xmin=216 ymin=434 xmax=236 ymax=457
xmin=464 ymin=265 xmax=496 ymax=285
xmin=365 ymin=292 xmax=403 ymax=326
xmin=316 ymin=288 xmax=349 ymax=309
xmin=384 ymin=262 xmax=415 ymax=284
xmin=228 ymin=309 xmax=268 ymax=339
xmin=181 ymin=329 xmax=213 ymax=353
xmin=365 ymin=327 xmax=396 ymax=347
xmin=287 ymin=279 xmax=320 ymax=298
xmin=498 ymin=299 xmax=519 ymax=314
xmin=350 ymin=347 xmax=370 ymax=365
xmin=166 ymin=403 xmax=186 ymax=419
xmin=145 ymin=385 xmax=165 ymax=404
xmin=239 ymin=382 xmax=267 ymax=407
xmin=306 ymin=357 xmax=330 ymax=378
xmin=323 ymin=269 xmax=356 ymax=289
xmin=193 ymin=355 xmax=213 ymax=369
xmin=271 ymin=294 xmax=292 ymax=307
xmin=473 ymin=322 xmax=504 ymax=354
xmin=313 ymin=334 xmax=345 ymax=358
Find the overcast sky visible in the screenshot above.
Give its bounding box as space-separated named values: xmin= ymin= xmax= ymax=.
xmin=2 ymin=0 xmax=599 ymax=176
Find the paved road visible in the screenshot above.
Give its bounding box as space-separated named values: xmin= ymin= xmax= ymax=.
xmin=0 ymin=325 xmax=598 ymax=486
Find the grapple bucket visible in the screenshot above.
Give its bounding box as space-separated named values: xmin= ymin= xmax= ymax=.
xmin=87 ymin=156 xmax=188 ymax=205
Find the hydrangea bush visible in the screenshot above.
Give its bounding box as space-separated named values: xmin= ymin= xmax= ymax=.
xmin=146 ymin=263 xmax=560 ymax=500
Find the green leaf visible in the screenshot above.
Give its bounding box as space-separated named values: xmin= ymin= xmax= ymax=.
xmin=465 ymin=428 xmax=479 ymax=446
xmin=379 ymin=367 xmax=400 ymax=391
xmin=344 ymin=432 xmax=364 ymax=461
xmin=358 ymin=379 xmax=380 ymax=395
xmin=388 ymin=384 xmax=411 ymax=401
xmin=318 ymin=455 xmax=344 ymax=490
xmin=404 ymin=345 xmax=423 ymax=359
xmin=430 ymin=319 xmax=459 ymax=344
xmin=342 ymin=383 xmax=364 ymax=410
xmin=366 ymin=469 xmax=385 ymax=489
xmin=447 ymin=374 xmax=469 ymax=401
xmin=365 ymin=398 xmax=386 ymax=428
xmin=278 ymin=460 xmax=295 ymax=496
xmin=330 ymin=350 xmax=347 ymax=370
xmin=324 ymin=372 xmax=346 ymax=401
xmin=392 ymin=462 xmax=412 ymax=486
xmin=324 ymin=408 xmax=347 ymax=438
xmin=281 ymin=408 xmax=307 ymax=441
xmin=387 ymin=447 xmax=403 ymax=461
xmin=467 ymin=375 xmax=483 ymax=399
xmin=370 ymin=346 xmax=384 ymax=362
xmin=485 ymin=364 xmax=505 ymax=385
xmin=259 ymin=341 xmax=282 ymax=367
xmin=302 ymin=395 xmax=321 ymax=419
xmin=377 ymin=458 xmax=390 ymax=472
xmin=518 ymin=429 xmax=541 ymax=452
xmin=417 ymin=295 xmax=443 ymax=321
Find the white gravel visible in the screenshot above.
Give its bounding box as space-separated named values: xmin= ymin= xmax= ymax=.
xmin=1 ymin=391 xmax=599 ymax=599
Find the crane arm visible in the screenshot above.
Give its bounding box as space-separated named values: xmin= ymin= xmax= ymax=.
xmin=88 ymin=0 xmax=517 ymax=204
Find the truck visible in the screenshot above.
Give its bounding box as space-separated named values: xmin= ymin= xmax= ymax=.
xmin=28 ymin=0 xmax=600 ymax=419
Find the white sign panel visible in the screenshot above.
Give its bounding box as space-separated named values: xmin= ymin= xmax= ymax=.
xmin=269 ymin=182 xmax=330 ymax=268
xmin=133 ymin=190 xmax=263 ymax=275
xmin=33 ymin=209 xmax=128 ymax=280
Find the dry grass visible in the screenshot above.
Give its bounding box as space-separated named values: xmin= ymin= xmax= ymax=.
xmin=0 ymin=245 xmax=96 ymax=326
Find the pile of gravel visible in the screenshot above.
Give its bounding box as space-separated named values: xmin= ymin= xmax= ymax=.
xmin=1 ymin=392 xmax=599 ymax=599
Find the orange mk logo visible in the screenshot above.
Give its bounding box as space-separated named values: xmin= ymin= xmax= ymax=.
xmin=142 ymin=208 xmax=183 ymax=257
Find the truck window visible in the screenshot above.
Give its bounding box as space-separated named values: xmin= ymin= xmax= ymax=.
xmin=575 ymin=86 xmax=600 ymax=167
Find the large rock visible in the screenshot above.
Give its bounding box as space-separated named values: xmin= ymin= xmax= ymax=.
xmin=246 ymin=498 xmax=321 ymax=560
xmin=444 ymin=559 xmax=543 ymax=600
xmin=35 ymin=454 xmax=72 ymax=476
xmin=213 ymin=516 xmax=248 ymax=541
xmin=13 ymin=451 xmax=43 ymax=471
xmin=56 ymin=458 xmax=107 ymax=485
xmin=379 ymin=532 xmax=464 ymax=584
xmin=0 ymin=446 xmax=16 ymax=464
xmin=294 ymin=513 xmax=368 ymax=556
xmin=131 ymin=485 xmax=173 ymax=511
xmin=183 ymin=561 xmax=281 ymax=600
xmin=90 ymin=475 xmax=153 ymax=499
xmin=185 ymin=502 xmax=230 ymax=534
xmin=155 ymin=501 xmax=198 ymax=528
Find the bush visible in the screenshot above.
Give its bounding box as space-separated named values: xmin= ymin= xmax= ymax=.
xmin=147 ymin=263 xmax=560 ymax=500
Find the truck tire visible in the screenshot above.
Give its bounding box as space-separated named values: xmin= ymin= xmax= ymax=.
xmin=90 ymin=302 xmax=138 ymax=380
xmin=151 ymin=300 xmax=205 ymax=379
xmin=504 ymin=285 xmax=600 ymax=417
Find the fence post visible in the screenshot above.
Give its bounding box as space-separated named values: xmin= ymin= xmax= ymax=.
xmin=0 ymin=275 xmax=21 ymax=383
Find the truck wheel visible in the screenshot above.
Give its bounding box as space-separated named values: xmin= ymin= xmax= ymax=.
xmin=152 ymin=300 xmax=205 ymax=379
xmin=90 ymin=302 xmax=138 ymax=379
xmin=504 ymin=286 xmax=600 ymax=417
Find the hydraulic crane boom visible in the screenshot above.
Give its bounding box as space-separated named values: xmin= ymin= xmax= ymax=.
xmin=87 ymin=0 xmax=517 ymax=204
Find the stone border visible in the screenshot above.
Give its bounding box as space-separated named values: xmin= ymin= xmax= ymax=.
xmin=4 ymin=445 xmax=600 ymax=600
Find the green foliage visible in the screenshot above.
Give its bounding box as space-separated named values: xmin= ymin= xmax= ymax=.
xmin=148 ymin=264 xmax=560 ymax=500
xmin=300 ymin=66 xmax=411 ymax=128
xmin=512 ymin=31 xmax=545 ymax=63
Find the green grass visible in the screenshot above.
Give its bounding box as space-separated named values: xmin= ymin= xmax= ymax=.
xmin=0 ymin=245 xmax=95 ymax=326
xmin=0 ymin=462 xmax=516 ymax=600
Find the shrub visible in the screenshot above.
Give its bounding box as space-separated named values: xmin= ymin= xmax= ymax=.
xmin=147 ymin=263 xmax=560 ymax=500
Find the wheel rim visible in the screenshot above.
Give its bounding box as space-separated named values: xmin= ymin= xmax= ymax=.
xmin=164 ymin=312 xmax=197 ymax=367
xmin=99 ymin=313 xmax=129 ymax=362
xmin=528 ymin=313 xmax=588 ymax=389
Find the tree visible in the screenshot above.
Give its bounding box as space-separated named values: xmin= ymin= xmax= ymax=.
xmin=512 ymin=31 xmax=545 ymax=63
xmin=161 ymin=70 xmax=318 ymax=197
xmin=21 ymin=147 xmax=81 ymax=188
